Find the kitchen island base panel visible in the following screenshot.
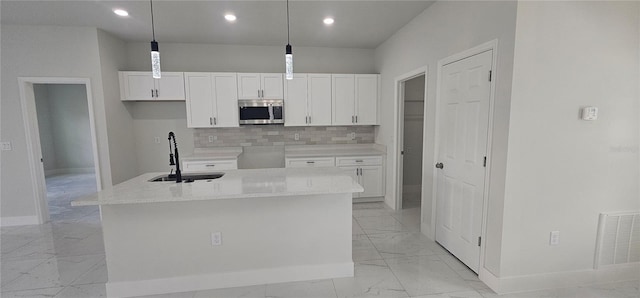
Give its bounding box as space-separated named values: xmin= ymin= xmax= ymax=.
xmin=101 ymin=193 xmax=353 ymax=298
xmin=106 ymin=262 xmax=354 ymax=298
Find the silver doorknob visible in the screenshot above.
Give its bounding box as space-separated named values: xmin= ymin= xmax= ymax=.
xmin=435 ymin=162 xmax=444 ymax=169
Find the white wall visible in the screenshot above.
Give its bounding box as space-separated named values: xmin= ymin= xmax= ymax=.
xmin=374 ymin=1 xmax=518 ymax=276
xmin=97 ymin=30 xmax=139 ymax=184
xmin=0 ymin=25 xmax=113 ymax=220
xmin=124 ymin=42 xmax=376 ymax=174
xmin=34 ymin=84 xmax=95 ymax=173
xmin=499 ymin=1 xmax=639 ymax=278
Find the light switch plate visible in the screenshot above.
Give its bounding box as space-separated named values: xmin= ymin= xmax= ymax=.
xmin=211 ymin=232 xmax=222 ymax=246
xmin=1 ymin=141 xmax=12 ymax=151
xmin=550 ymin=231 xmax=560 ymax=246
xmin=582 ymin=107 xmax=598 ymax=121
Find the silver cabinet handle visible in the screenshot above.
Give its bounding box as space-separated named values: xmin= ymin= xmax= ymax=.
xmin=151 ymin=89 xmax=154 ymax=97
xmin=214 ymin=117 xmax=217 ymax=125
xmin=210 ymin=117 xmax=213 ymax=125
xmin=155 ymin=89 xmax=159 ymax=97
xmin=355 ymin=115 xmax=358 ymax=123
xmin=205 ymin=164 xmax=216 ymax=167
xmin=258 ymin=90 xmax=260 ymax=98
xmin=355 ymin=160 xmax=363 ymax=163
xmin=352 ymin=115 xmax=354 ymax=123
xmin=306 ymin=161 xmax=315 ymax=164
xmin=308 ymin=116 xmax=311 ymax=123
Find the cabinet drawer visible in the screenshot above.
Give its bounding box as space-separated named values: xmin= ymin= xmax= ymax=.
xmin=182 ymin=160 xmax=238 ymax=173
xmin=285 ymin=157 xmax=335 ymax=168
xmin=336 ymin=156 xmax=382 ymax=167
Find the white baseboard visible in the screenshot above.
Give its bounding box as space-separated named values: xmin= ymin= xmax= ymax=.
xmin=106 ymin=262 xmax=354 ymax=298
xmin=479 ymin=262 xmax=640 ymax=294
xmin=45 ymin=167 xmax=95 ymax=177
xmin=1 ymin=215 xmax=40 ymax=227
xmin=354 ymin=197 xmax=384 ymax=203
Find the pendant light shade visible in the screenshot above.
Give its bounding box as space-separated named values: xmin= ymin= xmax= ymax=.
xmin=284 ymin=0 xmax=293 ymax=80
xmin=150 ymin=0 xmax=161 ymax=79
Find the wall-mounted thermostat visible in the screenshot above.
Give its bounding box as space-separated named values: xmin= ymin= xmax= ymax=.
xmin=581 ymin=106 xmax=598 ymax=121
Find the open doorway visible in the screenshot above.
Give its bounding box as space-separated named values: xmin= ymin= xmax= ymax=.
xmin=33 ymin=84 xmax=99 ymax=222
xmin=394 ymin=67 xmax=427 ymax=212
xmin=401 ymin=76 xmax=425 ymax=209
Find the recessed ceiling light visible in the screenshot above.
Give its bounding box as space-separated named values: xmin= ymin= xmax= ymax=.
xmin=113 ymin=9 xmax=129 ymax=17
xmin=225 ymin=14 xmax=237 ymax=22
xmin=323 ymin=18 xmax=334 ymax=25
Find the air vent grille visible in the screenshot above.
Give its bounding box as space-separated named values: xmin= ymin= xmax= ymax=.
xmin=594 ymin=211 xmax=640 ymax=269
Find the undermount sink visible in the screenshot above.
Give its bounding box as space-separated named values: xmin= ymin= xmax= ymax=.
xmin=149 ymin=173 xmax=225 ymax=182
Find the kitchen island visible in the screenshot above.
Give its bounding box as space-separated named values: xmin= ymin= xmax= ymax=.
xmin=72 ymin=167 xmax=362 ymax=297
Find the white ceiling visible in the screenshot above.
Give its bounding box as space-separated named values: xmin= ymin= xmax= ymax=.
xmin=1 ymin=0 xmax=435 ymax=49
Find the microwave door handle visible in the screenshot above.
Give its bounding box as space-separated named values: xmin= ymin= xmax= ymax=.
xmin=268 ymin=104 xmax=274 ymax=120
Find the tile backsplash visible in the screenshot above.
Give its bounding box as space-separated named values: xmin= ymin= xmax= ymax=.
xmin=194 ymin=126 xmax=375 ymax=147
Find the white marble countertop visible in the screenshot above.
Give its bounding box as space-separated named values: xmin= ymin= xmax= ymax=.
xmin=71 ymin=167 xmax=363 ymax=207
xmin=285 ymin=144 xmax=386 ymax=158
xmin=181 ymin=147 xmax=243 ymax=161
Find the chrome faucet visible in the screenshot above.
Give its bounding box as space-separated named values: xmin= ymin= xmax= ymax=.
xmin=168 ymin=132 xmax=182 ymax=183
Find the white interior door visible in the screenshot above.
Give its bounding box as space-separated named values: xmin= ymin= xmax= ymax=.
xmin=435 ymin=50 xmax=493 ymax=273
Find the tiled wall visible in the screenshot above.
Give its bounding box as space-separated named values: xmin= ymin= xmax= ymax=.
xmin=194 ymin=126 xmax=375 ymax=147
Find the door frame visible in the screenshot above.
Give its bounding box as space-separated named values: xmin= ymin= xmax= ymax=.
xmin=431 ymin=39 xmax=499 ymax=272
xmin=393 ymin=66 xmax=428 ymax=211
xmin=18 ymin=77 xmax=103 ymax=224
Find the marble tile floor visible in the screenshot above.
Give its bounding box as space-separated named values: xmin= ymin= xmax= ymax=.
xmin=45 ymin=173 xmax=100 ymax=223
xmin=2 ymin=201 xmax=639 ymax=298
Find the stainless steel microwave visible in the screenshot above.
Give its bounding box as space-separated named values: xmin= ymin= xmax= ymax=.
xmin=238 ymin=99 xmax=284 ymax=125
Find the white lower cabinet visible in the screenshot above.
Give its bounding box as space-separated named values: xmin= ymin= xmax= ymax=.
xmin=336 ymin=156 xmax=384 ymax=200
xmin=182 ymin=159 xmax=238 ymax=173
xmin=285 ymin=155 xmax=384 ymax=201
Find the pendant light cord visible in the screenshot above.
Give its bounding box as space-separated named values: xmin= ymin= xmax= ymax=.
xmin=150 ymin=0 xmax=156 ymax=41
xmin=286 ymin=0 xmax=290 ymax=44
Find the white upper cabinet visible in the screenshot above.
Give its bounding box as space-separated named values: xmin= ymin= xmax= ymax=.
xmin=332 ymin=74 xmax=356 ymax=125
xmin=185 ymin=72 xmax=238 ymax=128
xmin=308 ymin=74 xmax=332 ymax=126
xmin=284 ymin=74 xmax=308 ymax=126
xmin=355 ymin=74 xmax=379 ymax=125
xmin=237 ymin=73 xmax=283 ymax=100
xmin=284 ymin=74 xmax=332 ymax=126
xmin=120 ymin=71 xmax=185 ymax=101
xmin=331 ymin=74 xmax=379 ymax=125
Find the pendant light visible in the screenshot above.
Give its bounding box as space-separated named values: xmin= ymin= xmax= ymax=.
xmin=150 ymin=0 xmax=161 ymax=79
xmin=284 ymin=0 xmax=293 ymax=80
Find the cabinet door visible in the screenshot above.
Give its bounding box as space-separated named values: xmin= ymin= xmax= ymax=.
xmin=355 ymin=74 xmax=378 ymax=125
xmin=121 ymin=72 xmax=155 ymax=101
xmin=212 ymin=73 xmax=239 ymax=127
xmin=185 ymin=73 xmax=214 ymax=128
xmin=182 ymin=159 xmax=238 ymax=173
xmin=284 ymin=74 xmax=308 ymax=126
xmin=332 ymin=74 xmax=355 ymax=125
xmin=262 ymin=73 xmax=284 ymax=99
xmin=308 ymin=74 xmax=332 ymax=126
xmin=155 ymin=72 xmax=186 ymax=101
xmin=237 ymin=73 xmax=261 ymax=99
xmin=360 ymin=166 xmax=384 ymax=198
xmin=339 ymin=166 xmax=360 ymax=198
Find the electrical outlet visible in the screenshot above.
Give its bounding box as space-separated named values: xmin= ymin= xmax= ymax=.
xmin=0 ymin=141 xmax=12 ymax=151
xmin=208 ymin=136 xmax=216 ymax=142
xmin=294 ymin=133 xmax=300 ymax=141
xmin=154 ymin=137 xmax=160 ymax=144
xmin=211 ymin=232 xmax=222 ymax=246
xmin=349 ymin=132 xmax=356 ymax=140
xmin=549 ymin=231 xmax=560 ymax=246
